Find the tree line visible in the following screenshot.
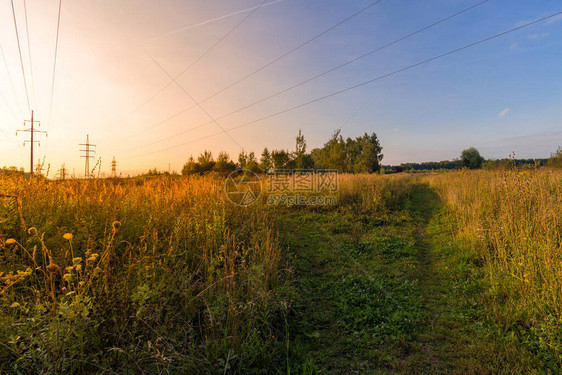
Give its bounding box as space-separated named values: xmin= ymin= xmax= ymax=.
xmin=385 ymin=149 xmax=551 ymax=173
xmin=181 ymin=130 xmax=384 ymax=175
xmin=181 ymin=131 xmax=562 ymax=176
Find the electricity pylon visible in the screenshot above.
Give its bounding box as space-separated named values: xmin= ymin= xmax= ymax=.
xmin=16 ymin=110 xmax=46 ymax=176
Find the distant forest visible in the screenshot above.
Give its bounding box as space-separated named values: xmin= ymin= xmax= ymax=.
xmin=383 ymin=158 xmax=549 ymax=173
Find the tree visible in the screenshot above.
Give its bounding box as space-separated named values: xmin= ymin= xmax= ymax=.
xmin=246 ymin=151 xmax=260 ymax=172
xmin=312 ymin=130 xmax=383 ymax=173
xmin=312 ymin=130 xmax=346 ymax=171
xmin=295 ymin=129 xmax=306 ymax=155
xmin=548 ymin=147 xmax=562 ymax=168
xmin=461 ymin=147 xmax=484 ymax=169
xmin=197 ymin=151 xmax=215 ymax=173
xmin=182 ymin=156 xmax=199 ymax=175
xmin=260 ymin=148 xmax=272 ymax=172
xmin=271 ymin=150 xmax=291 ymax=170
xmin=352 ymin=133 xmax=383 ymax=173
xmin=238 ymin=151 xmax=248 ymax=169
xmin=294 ymin=129 xmax=315 ymax=169
xmin=325 ymin=130 xmax=346 ymax=171
xmin=214 ymin=152 xmax=236 ymax=172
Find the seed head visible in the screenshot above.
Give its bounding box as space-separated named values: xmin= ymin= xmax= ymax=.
xmin=47 ymin=263 xmax=61 ymax=274
xmin=28 ymin=227 xmax=38 ymax=236
xmin=112 ymin=221 xmax=122 ymax=231
xmin=5 ymin=239 xmax=17 ymax=245
xmin=63 ymin=233 xmax=74 ymax=241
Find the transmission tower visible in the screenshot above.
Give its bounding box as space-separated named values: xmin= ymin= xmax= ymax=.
xmin=34 ymin=159 xmax=42 ymax=175
xmin=79 ymin=135 xmax=96 ymax=179
xmin=111 ymin=156 xmax=117 ymax=177
xmin=16 ymin=110 xmax=46 ymax=176
xmin=57 ymin=163 xmax=67 ymax=180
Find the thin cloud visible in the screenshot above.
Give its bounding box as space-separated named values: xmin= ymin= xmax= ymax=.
xmin=515 ymin=13 xmax=562 ymax=27
xmin=528 ymin=32 xmax=550 ymax=40
xmin=143 ymin=0 xmax=284 ymax=44
xmin=498 ymin=108 xmax=510 ymax=118
xmin=546 ymin=13 xmax=562 ymax=24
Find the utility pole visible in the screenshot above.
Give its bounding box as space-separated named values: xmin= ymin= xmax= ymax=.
xmin=111 ymin=156 xmax=117 ymax=178
xmin=79 ymin=135 xmax=96 ymax=179
xmin=16 ymin=110 xmax=46 ymax=177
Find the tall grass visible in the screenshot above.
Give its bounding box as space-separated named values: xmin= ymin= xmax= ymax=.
xmin=0 ymin=175 xmax=287 ymax=373
xmin=2 ymin=169 xmax=560 ymax=370
xmin=425 ymin=169 xmax=562 ymax=359
xmin=337 ymin=173 xmax=412 ymax=213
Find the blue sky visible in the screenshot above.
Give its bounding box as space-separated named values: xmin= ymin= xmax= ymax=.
xmin=0 ymin=0 xmax=561 ymax=174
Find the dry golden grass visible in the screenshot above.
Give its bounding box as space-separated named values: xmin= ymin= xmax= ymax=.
xmin=0 ymin=174 xmax=286 ymax=372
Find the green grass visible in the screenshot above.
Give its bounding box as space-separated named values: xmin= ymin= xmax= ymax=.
xmin=276 ymin=182 xmax=558 ymax=374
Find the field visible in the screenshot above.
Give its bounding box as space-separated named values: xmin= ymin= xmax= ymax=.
xmin=0 ymin=170 xmax=561 ymax=373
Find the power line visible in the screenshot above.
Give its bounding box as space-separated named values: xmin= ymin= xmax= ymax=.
xmin=47 ymin=0 xmax=63 ymax=132
xmin=0 ymin=47 xmax=23 ymax=122
xmin=0 ymin=86 xmax=21 ymax=124
xmin=112 ymin=0 xmax=269 ymax=128
xmin=125 ymin=0 xmax=489 ymax=150
xmin=337 ymin=58 xmax=414 ymax=133
xmin=0 ymin=72 xmax=21 ymax=146
xmin=124 ymin=10 xmax=562 ymax=159
xmin=10 ymin=0 xmax=31 ymax=114
xmin=111 ymin=0 xmax=384 ymax=136
xmin=0 ymin=126 xmax=19 ymax=147
xmin=148 ymin=53 xmax=245 ymax=151
xmin=0 ymin=44 xmax=24 ymax=118
xmin=23 ymin=0 xmax=36 ymax=107
xmin=143 ymin=0 xmax=284 ymax=45
xmin=195 ymin=0 xmax=385 ymax=105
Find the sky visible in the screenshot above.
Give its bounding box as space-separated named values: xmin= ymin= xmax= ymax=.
xmin=0 ymin=0 xmax=561 ymax=176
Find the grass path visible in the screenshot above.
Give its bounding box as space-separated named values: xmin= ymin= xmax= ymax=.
xmin=278 ymin=182 xmax=545 ymax=374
